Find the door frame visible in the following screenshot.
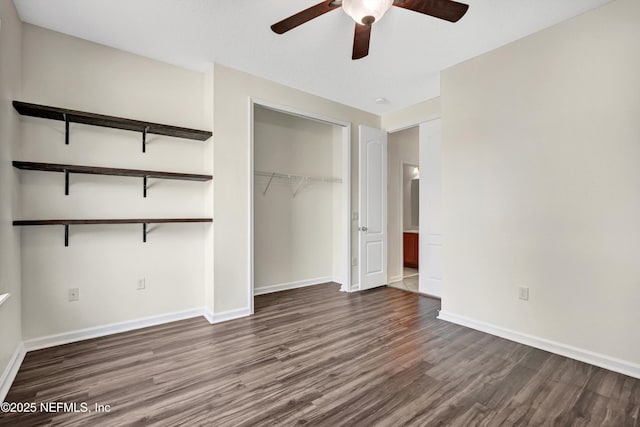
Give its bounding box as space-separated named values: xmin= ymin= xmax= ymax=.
xmin=385 ymin=116 xmax=441 ymax=296
xmin=248 ymin=98 xmax=352 ymax=313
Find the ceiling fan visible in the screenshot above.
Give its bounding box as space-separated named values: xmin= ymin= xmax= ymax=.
xmin=271 ymin=0 xmax=469 ymax=60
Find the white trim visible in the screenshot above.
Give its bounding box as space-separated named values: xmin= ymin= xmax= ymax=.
xmin=254 ymin=277 xmax=333 ymax=296
xmin=248 ymin=97 xmax=255 ymax=316
xmin=389 ymin=275 xmax=403 ymax=284
xmin=0 ymin=343 xmax=25 ymax=403
xmin=205 ymin=307 xmax=251 ymax=324
xmin=204 ymin=307 xmax=215 ymax=324
xmin=342 ymin=122 xmax=352 ymax=297
xmin=24 ymin=308 xmax=205 ymax=351
xmin=384 ymin=115 xmax=441 ymax=134
xmin=248 ymin=97 xmax=352 ymax=311
xmin=0 ymin=293 xmax=9 ymax=308
xmin=249 ymin=98 xmax=351 ymax=128
xmin=341 ymin=283 xmax=360 ymax=292
xmin=437 ymin=310 xmax=640 ymax=380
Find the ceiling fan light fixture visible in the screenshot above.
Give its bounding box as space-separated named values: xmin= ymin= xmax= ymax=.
xmin=342 ymin=0 xmax=393 ymax=26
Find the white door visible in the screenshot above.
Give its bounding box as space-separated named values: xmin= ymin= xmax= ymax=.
xmin=419 ymin=119 xmax=443 ymax=297
xmin=359 ymin=125 xmax=388 ymax=290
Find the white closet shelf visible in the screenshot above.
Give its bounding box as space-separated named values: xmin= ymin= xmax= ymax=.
xmin=255 ymin=170 xmax=342 ymax=196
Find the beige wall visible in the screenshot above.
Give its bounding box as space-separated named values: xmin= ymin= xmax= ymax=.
xmin=19 ymin=24 xmax=211 ymax=339
xmin=382 ymin=97 xmax=440 ymax=131
xmin=253 ymin=106 xmax=342 ymax=290
xmin=0 ymin=0 xmax=23 ymax=397
xmin=441 ymin=0 xmax=640 ymax=367
xmin=213 ymin=64 xmax=379 ymax=313
xmin=387 ymin=127 xmax=419 ymax=282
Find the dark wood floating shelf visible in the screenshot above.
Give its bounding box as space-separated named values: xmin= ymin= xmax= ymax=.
xmin=13 ymin=100 xmax=212 ymax=150
xmin=13 ymin=219 xmax=213 ymax=226
xmin=13 ymin=161 xmax=212 ymax=197
xmin=13 ymin=218 xmax=213 ymax=246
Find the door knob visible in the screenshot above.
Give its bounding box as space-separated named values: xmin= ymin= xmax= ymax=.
xmin=359 ymin=226 xmax=368 ymax=231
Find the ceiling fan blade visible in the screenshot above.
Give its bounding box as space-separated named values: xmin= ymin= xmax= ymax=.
xmin=352 ymin=23 xmax=372 ymax=60
xmin=271 ymin=1 xmax=342 ymax=34
xmin=393 ymin=0 xmax=469 ymax=23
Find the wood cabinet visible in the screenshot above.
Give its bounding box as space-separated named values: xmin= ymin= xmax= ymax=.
xmin=403 ymin=232 xmax=419 ymax=268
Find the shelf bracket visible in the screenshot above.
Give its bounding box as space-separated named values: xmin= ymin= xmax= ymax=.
xmin=64 ymin=224 xmax=69 ymax=247
xmin=292 ymin=177 xmax=307 ymax=198
xmin=263 ymin=172 xmax=275 ymax=196
xmin=143 ymin=176 xmax=148 ymax=198
xmin=64 ymin=170 xmax=70 ymax=196
xmin=143 ymin=223 xmax=147 ymax=243
xmin=64 ymin=113 xmax=70 ymax=145
xmin=142 ymin=126 xmax=150 ymax=153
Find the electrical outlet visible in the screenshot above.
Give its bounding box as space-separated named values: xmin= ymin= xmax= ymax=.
xmin=68 ymin=288 xmax=79 ymax=302
xmin=352 ymin=257 xmax=358 ymax=267
xmin=137 ymin=278 xmax=146 ymax=290
xmin=518 ymin=286 xmax=529 ymax=301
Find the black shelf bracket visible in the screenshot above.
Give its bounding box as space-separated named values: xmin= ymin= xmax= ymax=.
xmin=142 ymin=126 xmax=149 ymax=153
xmin=14 ymin=218 xmax=212 ymax=247
xmin=64 ymin=113 xmax=70 ymax=145
xmin=143 ymin=176 xmax=148 ymax=198
xmin=64 ymin=170 xmax=70 ymax=196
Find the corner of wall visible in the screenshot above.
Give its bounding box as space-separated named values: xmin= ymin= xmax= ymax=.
xmin=0 ymin=0 xmax=24 ymax=403
xmin=381 ymin=97 xmax=441 ymax=131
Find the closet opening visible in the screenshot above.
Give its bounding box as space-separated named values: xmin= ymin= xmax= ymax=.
xmin=249 ymin=99 xmax=351 ymax=312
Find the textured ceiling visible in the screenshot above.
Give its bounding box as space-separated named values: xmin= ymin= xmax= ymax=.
xmin=13 ymin=0 xmax=612 ymax=114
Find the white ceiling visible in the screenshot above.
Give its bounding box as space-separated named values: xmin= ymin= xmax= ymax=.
xmin=13 ymin=0 xmax=612 ymax=114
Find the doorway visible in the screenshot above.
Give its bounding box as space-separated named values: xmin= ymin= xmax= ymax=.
xmin=386 ymin=126 xmax=420 ymax=293
xmin=385 ymin=120 xmax=442 ymax=297
xmin=402 ymin=162 xmax=420 ymax=280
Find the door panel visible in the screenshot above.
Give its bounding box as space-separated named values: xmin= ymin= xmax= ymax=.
xmin=359 ymin=125 xmax=388 ymax=290
xmin=419 ymin=120 xmax=443 ymax=296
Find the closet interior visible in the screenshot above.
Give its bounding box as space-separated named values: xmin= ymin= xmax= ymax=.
xmin=253 ymin=105 xmax=344 ymax=295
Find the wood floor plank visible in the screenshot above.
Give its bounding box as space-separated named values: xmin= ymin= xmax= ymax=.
xmin=1 ymin=283 xmax=638 ymax=426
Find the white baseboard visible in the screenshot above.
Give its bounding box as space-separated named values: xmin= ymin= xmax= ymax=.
xmin=342 ymin=282 xmax=360 ymax=292
xmin=204 ymin=307 xmax=251 ymax=324
xmin=254 ymin=276 xmax=333 ymax=296
xmin=331 ymin=276 xmax=344 ymax=285
xmin=389 ymin=275 xmax=403 ymax=284
xmin=437 ymin=310 xmax=640 ymax=379
xmin=204 ymin=307 xmax=215 ymax=324
xmin=1 ymin=343 xmax=26 ymax=403
xmin=24 ymin=308 xmax=205 ymax=352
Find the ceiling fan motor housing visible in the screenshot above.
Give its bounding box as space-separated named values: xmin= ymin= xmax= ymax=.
xmin=361 ymin=15 xmax=375 ymax=25
xmin=342 ymin=0 xmax=394 ymax=26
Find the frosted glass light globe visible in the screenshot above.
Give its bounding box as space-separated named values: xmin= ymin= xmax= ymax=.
xmin=342 ymin=0 xmax=394 ymax=25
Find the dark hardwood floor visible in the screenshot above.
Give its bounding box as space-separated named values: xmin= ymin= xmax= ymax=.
xmin=2 ymin=283 xmax=639 ymax=426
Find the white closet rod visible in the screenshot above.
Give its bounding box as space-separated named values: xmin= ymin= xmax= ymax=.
xmin=254 ymin=170 xmax=342 ymax=183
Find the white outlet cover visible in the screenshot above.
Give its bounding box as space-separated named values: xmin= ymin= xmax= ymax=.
xmin=518 ymin=287 xmax=529 ymax=301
